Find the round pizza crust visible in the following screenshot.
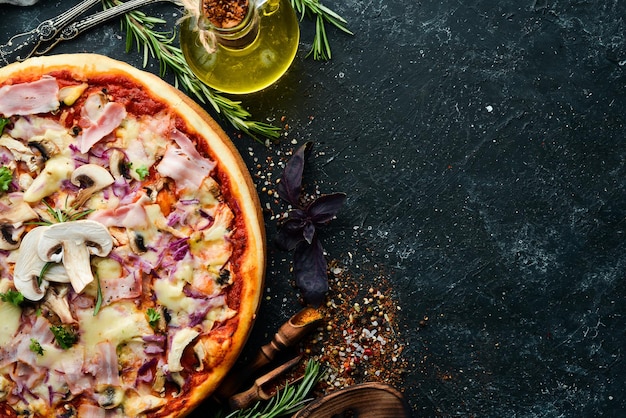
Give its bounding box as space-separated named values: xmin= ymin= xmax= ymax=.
xmin=0 ymin=54 xmax=265 ymax=417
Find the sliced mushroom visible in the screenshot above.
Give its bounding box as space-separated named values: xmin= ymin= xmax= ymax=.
xmin=0 ymin=136 xmax=38 ymax=172
xmin=37 ymin=220 xmax=113 ymax=294
xmin=28 ymin=136 xmax=61 ymax=165
xmin=1 ymin=223 xmax=25 ymax=251
xmin=12 ymin=226 xmax=71 ymax=301
xmin=13 ymin=226 xmax=50 ymax=301
xmin=95 ymin=385 xmax=124 ymax=409
xmin=167 ymin=327 xmax=200 ymax=373
xmin=128 ymin=230 xmax=147 ymax=254
xmin=42 ymin=284 xmax=75 ymax=324
xmin=70 ymin=164 xmax=115 ymax=208
xmin=109 ymin=149 xmax=130 ymax=180
xmin=0 ymin=201 xmax=38 ymax=250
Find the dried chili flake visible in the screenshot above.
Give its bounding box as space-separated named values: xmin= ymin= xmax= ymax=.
xmin=203 ymin=0 xmax=249 ymax=28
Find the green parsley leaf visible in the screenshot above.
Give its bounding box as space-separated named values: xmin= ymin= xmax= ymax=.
xmin=0 ymin=290 xmax=24 ymax=307
xmin=135 ymin=165 xmax=149 ymax=180
xmin=29 ymin=338 xmax=44 ymax=356
xmin=0 ymin=117 xmax=9 ymax=133
xmin=147 ymin=307 xmax=161 ymax=329
xmin=0 ymin=166 xmax=13 ymax=192
xmin=50 ymin=325 xmax=78 ymax=350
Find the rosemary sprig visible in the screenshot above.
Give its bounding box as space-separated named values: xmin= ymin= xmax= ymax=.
xmin=37 ymin=200 xmax=94 ymax=225
xmin=94 ymin=273 xmax=103 ymax=316
xmin=103 ymin=0 xmax=281 ymax=142
xmin=223 ymin=360 xmax=323 ymax=418
xmin=290 ymin=0 xmax=352 ymax=60
xmin=38 ymin=262 xmax=53 ymax=288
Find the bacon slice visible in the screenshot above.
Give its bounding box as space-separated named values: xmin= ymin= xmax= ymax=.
xmin=57 ymin=349 xmax=91 ymax=395
xmin=93 ymin=341 xmax=121 ymax=386
xmin=156 ymin=130 xmax=216 ymax=190
xmin=77 ymin=404 xmax=107 ymax=418
xmin=77 ymin=99 xmax=127 ymax=154
xmin=100 ymin=270 xmax=143 ymax=305
xmin=0 ymin=76 xmax=59 ymax=116
xmin=88 ymin=194 xmax=151 ymax=229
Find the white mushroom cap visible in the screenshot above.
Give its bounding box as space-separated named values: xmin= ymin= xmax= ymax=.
xmin=37 ymin=220 xmax=113 ymax=294
xmin=13 ymin=226 xmax=71 ymax=301
xmin=42 ymin=284 xmax=75 ymax=324
xmin=0 ymin=201 xmax=38 ymax=250
xmin=167 ymin=328 xmax=200 ymax=373
xmin=0 ymin=224 xmax=24 ymax=251
xmin=71 ymin=164 xmax=115 ymax=208
xmin=13 ymin=227 xmax=51 ymax=301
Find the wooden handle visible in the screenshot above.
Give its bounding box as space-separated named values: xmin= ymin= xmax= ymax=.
xmin=215 ymin=308 xmax=322 ymax=400
xmin=292 ymin=382 xmax=410 ymax=418
xmin=228 ymin=385 xmax=261 ymax=411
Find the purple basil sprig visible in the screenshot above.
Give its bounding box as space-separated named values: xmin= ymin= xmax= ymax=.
xmin=276 ymin=142 xmax=346 ymax=306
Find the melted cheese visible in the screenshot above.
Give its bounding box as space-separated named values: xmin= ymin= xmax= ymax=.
xmin=174 ymin=260 xmax=194 ymax=284
xmin=94 ymin=257 xmax=123 ymax=280
xmin=116 ymin=116 xmax=169 ymax=181
xmin=154 ymin=277 xmax=206 ymax=326
xmin=23 ymin=154 xmax=73 ymax=202
xmin=78 ymin=302 xmax=153 ymax=353
xmin=35 ymin=344 xmax=82 ymax=370
xmin=0 ymin=303 xmax=21 ymax=347
xmin=0 ymin=279 xmax=21 ymax=347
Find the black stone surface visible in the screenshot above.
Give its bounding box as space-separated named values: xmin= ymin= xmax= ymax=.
xmin=2 ymin=0 xmax=626 ymax=416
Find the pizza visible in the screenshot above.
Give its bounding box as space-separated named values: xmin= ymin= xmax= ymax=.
xmin=0 ymin=54 xmax=265 ymax=417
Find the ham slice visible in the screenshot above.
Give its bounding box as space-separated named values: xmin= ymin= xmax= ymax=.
xmin=156 ymin=130 xmax=215 ymax=191
xmin=89 ymin=194 xmax=151 ymax=229
xmin=78 ymin=102 xmax=126 ymax=154
xmin=101 ymin=270 xmax=143 ymax=305
xmin=77 ymin=93 xmax=127 ymax=154
xmin=77 ymin=404 xmax=107 ymax=418
xmin=9 ymin=115 xmax=65 ymax=140
xmin=0 ymin=76 xmax=59 ymax=117
xmin=92 ymin=341 xmax=120 ymax=386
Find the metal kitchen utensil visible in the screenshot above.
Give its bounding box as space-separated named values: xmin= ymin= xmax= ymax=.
xmin=0 ymin=0 xmax=181 ymax=66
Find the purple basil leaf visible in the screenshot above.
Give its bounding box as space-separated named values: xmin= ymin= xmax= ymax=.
xmin=293 ymin=238 xmax=328 ymax=307
xmin=277 ymin=141 xmax=313 ymax=206
xmin=307 ymin=192 xmax=347 ymax=225
xmin=286 ymin=208 xmax=307 ymax=222
xmin=303 ymin=222 xmax=316 ymax=244
xmin=275 ymin=218 xmax=306 ymax=251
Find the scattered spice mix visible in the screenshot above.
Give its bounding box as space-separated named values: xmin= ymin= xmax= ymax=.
xmin=248 ymin=139 xmax=408 ymax=397
xmin=304 ymin=260 xmax=408 ymax=394
xmin=203 ymin=0 xmax=249 ymax=28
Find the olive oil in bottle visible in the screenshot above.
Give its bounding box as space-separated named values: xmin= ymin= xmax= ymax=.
xmin=180 ymin=0 xmax=300 ymax=95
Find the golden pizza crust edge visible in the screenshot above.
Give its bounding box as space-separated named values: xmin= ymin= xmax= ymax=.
xmin=0 ymin=53 xmax=266 ymax=417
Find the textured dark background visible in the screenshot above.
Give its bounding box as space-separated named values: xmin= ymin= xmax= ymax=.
xmin=2 ymin=0 xmax=626 ymax=416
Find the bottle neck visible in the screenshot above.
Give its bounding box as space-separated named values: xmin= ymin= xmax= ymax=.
xmin=200 ymin=0 xmax=259 ymax=49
